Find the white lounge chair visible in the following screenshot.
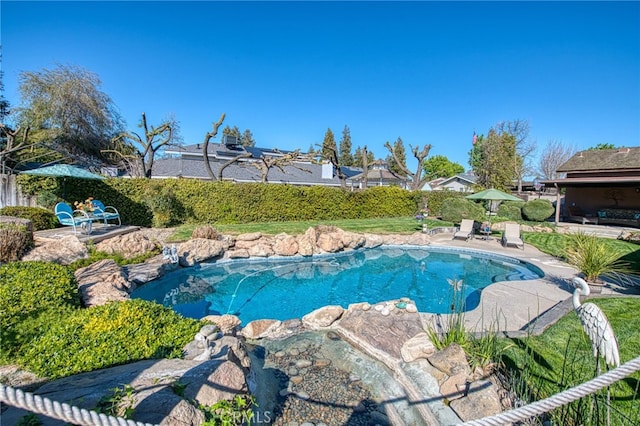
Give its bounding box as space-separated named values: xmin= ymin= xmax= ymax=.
xmin=453 ymin=219 xmax=475 ymax=241
xmin=501 ymin=223 xmax=524 ymax=249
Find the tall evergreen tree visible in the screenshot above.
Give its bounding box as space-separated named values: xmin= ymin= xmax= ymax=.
xmin=321 ymin=128 xmax=337 ymax=161
xmin=241 ymin=129 xmax=255 ymax=147
xmin=338 ymin=125 xmax=354 ymax=166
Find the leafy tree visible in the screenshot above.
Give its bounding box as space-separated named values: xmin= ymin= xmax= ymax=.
xmin=468 ymin=128 xmax=517 ymax=191
xmin=588 ymin=143 xmax=617 ymax=150
xmin=338 ymin=125 xmax=354 ymax=166
xmin=385 ymin=137 xmax=407 ymax=176
xmin=422 ymin=155 xmax=464 ymax=181
xmin=384 ymin=138 xmax=432 ymax=190
xmin=15 ymin=64 xmax=124 ymax=162
xmin=109 ymin=113 xmax=181 ymax=178
xmin=536 ymin=139 xmax=576 ymax=179
xmin=494 ymin=120 xmax=536 ymax=192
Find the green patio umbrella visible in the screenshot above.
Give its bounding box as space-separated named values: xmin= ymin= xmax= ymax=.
xmin=21 ymin=164 xmax=104 ymax=197
xmin=466 ymin=188 xmax=523 ymax=225
xmin=21 ymin=164 xmax=105 ymax=180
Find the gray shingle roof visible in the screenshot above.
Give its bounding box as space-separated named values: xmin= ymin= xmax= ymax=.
xmin=557 ymin=147 xmax=640 ymax=172
xmin=152 ymin=157 xmax=361 ymax=186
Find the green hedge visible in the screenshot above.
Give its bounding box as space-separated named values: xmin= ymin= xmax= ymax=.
xmin=17 ymin=176 xmax=428 ymax=226
xmin=18 ymin=176 xmax=482 ymax=227
xmin=0 ymin=206 xmax=58 ymax=230
xmin=15 ymin=300 xmax=201 ymax=379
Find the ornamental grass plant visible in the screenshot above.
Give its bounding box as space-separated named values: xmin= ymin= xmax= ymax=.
xmin=565 ymin=231 xmax=631 ymax=283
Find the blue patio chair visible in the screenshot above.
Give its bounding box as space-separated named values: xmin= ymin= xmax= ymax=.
xmin=92 ymin=200 xmax=121 ymax=226
xmin=54 ymin=202 xmax=93 ymax=235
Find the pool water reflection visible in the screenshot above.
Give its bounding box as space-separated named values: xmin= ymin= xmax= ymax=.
xmin=131 ymin=246 xmax=543 ymax=324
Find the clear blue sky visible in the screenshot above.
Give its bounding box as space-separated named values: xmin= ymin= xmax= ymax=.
xmin=2 ymin=1 xmax=639 ymax=173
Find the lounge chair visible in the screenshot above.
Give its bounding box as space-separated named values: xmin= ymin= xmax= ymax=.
xmin=93 ymin=200 xmax=121 ymax=226
xmin=453 ymin=219 xmax=475 ymax=241
xmin=54 ymin=202 xmax=94 ymax=235
xmin=501 ymin=223 xmax=524 ymax=249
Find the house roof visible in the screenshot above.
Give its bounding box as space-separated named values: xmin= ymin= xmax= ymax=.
xmin=152 ymin=157 xmax=361 ymax=186
xmin=350 ymin=167 xmax=406 ymax=183
xmin=438 ymin=172 xmax=476 ymax=186
xmin=165 ymin=142 xmax=298 ymax=160
xmin=556 ymin=147 xmax=640 ymax=172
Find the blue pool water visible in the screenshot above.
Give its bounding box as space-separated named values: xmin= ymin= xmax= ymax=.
xmin=131 ymin=246 xmax=544 ymax=324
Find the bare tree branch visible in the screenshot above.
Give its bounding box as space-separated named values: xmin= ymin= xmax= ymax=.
xmin=218 ymin=152 xmax=252 ymax=181
xmin=385 ymin=141 xmax=431 ymax=190
xmin=202 ymin=113 xmax=226 ymax=180
xmin=537 ymin=139 xmax=576 ymax=180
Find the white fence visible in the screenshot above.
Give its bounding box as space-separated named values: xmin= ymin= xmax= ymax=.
xmin=0 ymin=174 xmax=36 ymax=209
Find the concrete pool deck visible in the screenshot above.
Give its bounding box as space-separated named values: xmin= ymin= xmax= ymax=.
xmin=426 ymin=230 xmax=640 ymax=336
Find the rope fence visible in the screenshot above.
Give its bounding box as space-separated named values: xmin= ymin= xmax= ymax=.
xmin=461 ymin=355 xmax=640 ymax=425
xmin=2 ymin=355 xmax=640 ymax=426
xmin=0 ymin=384 xmax=156 ymax=426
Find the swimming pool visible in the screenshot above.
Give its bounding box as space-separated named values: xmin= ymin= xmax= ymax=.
xmin=131 ymin=246 xmax=544 ymax=324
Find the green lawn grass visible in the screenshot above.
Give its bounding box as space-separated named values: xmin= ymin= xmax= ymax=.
xmin=168 ymin=217 xmax=454 ymax=242
xmin=524 ymin=232 xmax=640 ymax=273
xmin=500 ymin=297 xmax=640 ymax=424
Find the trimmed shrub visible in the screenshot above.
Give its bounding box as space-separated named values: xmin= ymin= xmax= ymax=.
xmin=0 ymin=206 xmax=58 ymax=230
xmin=497 ymin=201 xmax=524 ymax=221
xmin=192 ymin=225 xmax=221 ymax=240
xmin=143 ymin=181 xmax=185 ymax=227
xmin=522 ymin=199 xmax=555 ymax=222
xmin=16 ymin=300 xmax=201 ymax=379
xmin=421 ymin=190 xmax=467 ymax=217
xmin=0 ymin=261 xmax=80 ymax=332
xmin=439 ymin=198 xmax=486 ymax=224
xmin=0 ymin=223 xmax=34 ymax=262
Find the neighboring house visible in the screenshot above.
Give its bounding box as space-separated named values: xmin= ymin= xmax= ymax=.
xmin=423 ymin=172 xmax=476 ymax=192
xmin=348 ymin=160 xmax=408 ymax=189
xmin=154 ymin=141 xmax=362 ymax=187
xmin=541 ymin=147 xmax=640 ymax=225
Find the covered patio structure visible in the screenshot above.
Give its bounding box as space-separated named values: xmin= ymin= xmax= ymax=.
xmin=542 ymin=147 xmax=640 ymax=227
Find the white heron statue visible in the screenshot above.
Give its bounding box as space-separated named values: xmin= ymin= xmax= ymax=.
xmin=572 ymin=277 xmax=620 ymax=368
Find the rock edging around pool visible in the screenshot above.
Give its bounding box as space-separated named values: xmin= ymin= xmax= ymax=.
xmin=68 ymin=225 xmax=431 ymax=307
xmin=240 ymin=298 xmax=506 ymax=424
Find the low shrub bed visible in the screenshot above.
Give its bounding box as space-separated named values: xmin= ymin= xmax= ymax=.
xmin=0 ymin=206 xmax=58 ymax=231
xmin=13 ymin=300 xmax=201 ymax=379
xmin=0 ymin=261 xmax=201 ymax=380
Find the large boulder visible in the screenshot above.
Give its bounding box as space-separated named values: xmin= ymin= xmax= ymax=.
xmin=296 ymin=230 xmax=317 ymax=256
xmin=449 ymin=379 xmax=503 ymax=421
xmin=177 ymin=238 xmax=225 ymax=267
xmin=75 ymin=259 xmax=131 ymax=307
xmin=125 ymin=254 xmax=179 ymax=286
xmin=22 ymin=235 xmax=89 ymax=265
xmin=240 ymin=319 xmax=282 ymax=339
xmin=272 ymin=233 xmax=299 ymax=256
xmin=400 ymin=332 xmax=436 ymax=363
xmin=95 ymin=231 xmax=159 ymax=259
xmin=302 ymin=305 xmax=344 ymax=328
